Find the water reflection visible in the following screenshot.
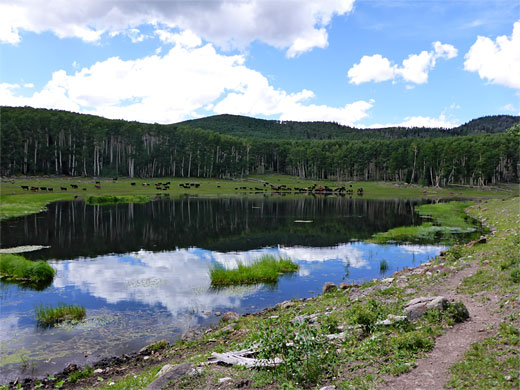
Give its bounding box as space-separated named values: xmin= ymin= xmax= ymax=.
xmin=1 ymin=197 xmax=422 ymax=260
xmin=0 ymin=197 xmax=445 ymax=382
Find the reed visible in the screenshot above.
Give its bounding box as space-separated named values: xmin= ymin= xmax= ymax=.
xmin=210 ymin=255 xmax=299 ymax=286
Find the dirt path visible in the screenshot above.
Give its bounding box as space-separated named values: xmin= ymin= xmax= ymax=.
xmin=379 ymin=259 xmax=501 ymax=390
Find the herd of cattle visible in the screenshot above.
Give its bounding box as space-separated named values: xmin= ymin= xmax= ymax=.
xmin=19 ymin=180 xmax=364 ymax=196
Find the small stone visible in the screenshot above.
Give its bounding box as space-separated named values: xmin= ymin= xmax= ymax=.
xmin=322 ymin=282 xmax=337 ymax=294
xmin=382 ymin=277 xmax=394 ymax=283
xmin=320 ymin=386 xmax=336 ymax=390
xmin=143 ymin=356 xmax=150 ymax=360
xmin=214 ymin=312 xmax=221 ymax=316
xmin=94 ymin=368 xmax=104 ymax=374
xmin=222 ymin=312 xmax=240 ymax=322
xmin=218 ymin=377 xmax=232 ymax=384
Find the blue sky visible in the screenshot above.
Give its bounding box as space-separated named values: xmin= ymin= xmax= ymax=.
xmin=1 ymin=0 xmax=519 ymax=127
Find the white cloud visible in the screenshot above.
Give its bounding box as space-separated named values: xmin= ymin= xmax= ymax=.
xmin=0 ymin=40 xmax=373 ymax=125
xmin=464 ymin=21 xmax=520 ymax=89
xmin=366 ymin=113 xmax=459 ymax=129
xmin=348 ymin=41 xmax=458 ymax=85
xmin=0 ymin=0 xmax=354 ymax=57
xmin=348 ymin=54 xmax=396 ymax=85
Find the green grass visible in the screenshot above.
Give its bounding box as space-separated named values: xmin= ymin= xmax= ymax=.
xmin=86 ymin=195 xmax=150 ymax=205
xmin=35 ymin=303 xmax=86 ymax=326
xmin=68 ymin=365 xmax=93 ymax=383
xmin=370 ymin=201 xmax=479 ymax=244
xmin=1 ymin=175 xmax=515 ymax=220
xmin=0 ymin=253 xmax=55 ymax=288
xmin=210 ymin=255 xmax=299 ymax=286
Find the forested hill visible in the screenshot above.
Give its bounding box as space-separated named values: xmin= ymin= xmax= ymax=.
xmin=1 ymin=106 xmax=519 ymax=186
xmin=178 ymin=114 xmax=520 ymax=140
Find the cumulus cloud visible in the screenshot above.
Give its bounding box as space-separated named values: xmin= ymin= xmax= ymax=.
xmin=0 ymin=0 xmax=354 ymax=57
xmin=348 ymin=41 xmax=458 ymax=85
xmin=365 ymin=113 xmax=459 ymax=129
xmin=347 ymin=54 xmax=396 ymax=85
xmin=0 ymin=40 xmax=373 ymax=125
xmin=464 ymin=21 xmax=520 ymax=89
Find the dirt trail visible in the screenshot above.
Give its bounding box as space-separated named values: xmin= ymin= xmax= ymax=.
xmin=379 ymin=260 xmax=501 ymax=390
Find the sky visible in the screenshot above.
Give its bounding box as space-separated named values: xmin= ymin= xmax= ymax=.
xmin=0 ymin=0 xmax=519 ymax=128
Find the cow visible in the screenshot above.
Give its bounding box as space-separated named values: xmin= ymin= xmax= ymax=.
xmin=21 ymin=185 xmax=29 ymax=190
xmin=71 ymin=184 xmax=78 ymax=189
xmin=60 ymin=187 xmax=67 ymax=191
xmin=131 ymin=182 xmax=136 ymax=186
xmin=48 ymin=188 xmax=53 ymax=192
xmin=95 ymin=185 xmax=101 ymax=189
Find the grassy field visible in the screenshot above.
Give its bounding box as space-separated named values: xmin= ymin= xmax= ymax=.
xmin=370 ymin=201 xmax=479 ymax=244
xmin=210 ymin=255 xmax=299 ymax=286
xmin=0 ymin=253 xmax=55 ymax=288
xmin=1 ymin=174 xmax=516 ymax=220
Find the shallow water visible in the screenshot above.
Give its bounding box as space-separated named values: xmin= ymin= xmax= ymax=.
xmin=0 ymin=197 xmax=445 ymax=381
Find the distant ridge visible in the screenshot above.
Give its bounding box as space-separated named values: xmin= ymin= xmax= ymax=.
xmin=178 ymin=114 xmax=519 ymax=140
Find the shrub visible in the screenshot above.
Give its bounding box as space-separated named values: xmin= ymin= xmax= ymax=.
xmin=252 ymin=318 xmax=337 ymax=386
xmin=0 ymin=254 xmax=55 ymax=288
xmin=511 ymin=268 xmax=520 ymax=283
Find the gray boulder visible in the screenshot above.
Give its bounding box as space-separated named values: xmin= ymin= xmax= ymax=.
xmin=147 ymin=363 xmax=194 ymax=390
xmin=403 ymin=296 xmax=448 ymax=320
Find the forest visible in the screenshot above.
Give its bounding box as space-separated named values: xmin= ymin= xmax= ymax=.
xmin=1 ymin=106 xmax=519 ymax=186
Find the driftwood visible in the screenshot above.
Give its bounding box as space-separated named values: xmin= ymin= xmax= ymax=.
xmin=207 ymin=348 xmax=282 ymax=368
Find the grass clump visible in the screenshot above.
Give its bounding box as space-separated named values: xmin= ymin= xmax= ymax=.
xmin=370 ymin=201 xmax=478 ymax=244
xmin=86 ymin=195 xmax=149 ymax=205
xmin=69 ymin=365 xmax=93 ymax=383
xmin=0 ymin=253 xmax=55 ymax=288
xmin=210 ymin=255 xmax=299 ymax=286
xmin=379 ymin=259 xmax=389 ymax=272
xmin=35 ymin=303 xmax=86 ymax=326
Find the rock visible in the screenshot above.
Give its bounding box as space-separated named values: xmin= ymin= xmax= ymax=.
xmin=218 ymin=377 xmax=232 ymax=384
xmin=63 ymin=363 xmax=78 ymax=374
xmin=147 ymin=363 xmax=193 ymax=390
xmin=182 ymin=328 xmax=203 ymax=342
xmin=325 ymin=332 xmax=346 ymax=340
xmin=322 ymin=282 xmax=337 ymax=294
xmin=320 ymin=386 xmax=336 ymax=390
xmin=214 ymin=312 xmax=222 ymax=316
xmin=339 ymin=282 xmax=350 ymax=290
xmin=220 ymin=323 xmax=235 ymax=333
xmin=222 ymin=311 xmax=240 ymax=322
xmin=403 ymin=296 xmax=448 ymax=320
xmin=277 ymin=300 xmax=295 ymax=309
xmin=382 ymin=277 xmax=394 ymax=283
xmin=94 ymin=368 xmax=104 ymax=374
xmin=376 ymin=314 xmax=407 ymax=326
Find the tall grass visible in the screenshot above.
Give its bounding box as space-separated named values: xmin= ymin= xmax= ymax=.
xmin=370 ymin=201 xmax=479 ymax=244
xmin=35 ymin=303 xmax=86 ymax=326
xmin=0 ymin=254 xmax=55 ymax=287
xmin=210 ymin=255 xmax=299 ymax=286
xmin=86 ymin=195 xmax=149 ymax=205
xmin=379 ymin=259 xmax=389 ymax=272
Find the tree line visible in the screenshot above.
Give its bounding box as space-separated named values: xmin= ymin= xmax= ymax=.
xmin=1 ymin=106 xmax=518 ymax=186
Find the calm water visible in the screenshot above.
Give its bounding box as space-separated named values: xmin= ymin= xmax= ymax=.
xmin=0 ymin=197 xmax=445 ymax=381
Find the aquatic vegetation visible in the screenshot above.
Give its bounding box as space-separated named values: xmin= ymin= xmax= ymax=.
xmin=210 ymin=255 xmax=299 ymax=286
xmin=86 ymin=195 xmax=149 ymax=205
xmin=370 ymin=201 xmax=479 ymax=244
xmin=35 ymin=303 xmax=86 ymax=326
xmin=0 ymin=254 xmax=55 ymax=288
xmin=379 ymin=259 xmax=389 ymax=272
xmin=69 ymin=365 xmax=93 ymax=383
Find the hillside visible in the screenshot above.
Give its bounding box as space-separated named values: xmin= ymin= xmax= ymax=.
xmin=178 ymin=114 xmax=520 ymax=140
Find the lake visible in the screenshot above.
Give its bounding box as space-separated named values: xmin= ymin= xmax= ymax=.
xmin=0 ymin=196 xmax=446 ymax=381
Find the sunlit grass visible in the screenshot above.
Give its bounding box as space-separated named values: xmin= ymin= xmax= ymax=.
xmin=35 ymin=303 xmax=86 ymax=326
xmin=0 ymin=253 xmax=55 ymax=286
xmin=210 ymin=255 xmax=299 ymax=286
xmin=370 ymin=201 xmax=478 ymax=244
